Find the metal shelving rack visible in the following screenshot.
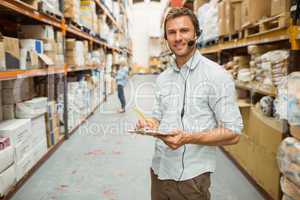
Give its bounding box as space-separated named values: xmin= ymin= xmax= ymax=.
xmin=196 ymin=2 xmax=300 ymax=200
xmin=0 ymin=0 xmax=132 ymax=199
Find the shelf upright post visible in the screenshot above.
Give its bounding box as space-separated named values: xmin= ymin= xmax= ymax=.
xmin=61 ymin=8 xmax=69 ymax=139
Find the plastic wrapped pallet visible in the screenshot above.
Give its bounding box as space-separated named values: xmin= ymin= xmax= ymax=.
xmin=197 ymin=0 xmax=219 ymax=43
xmin=0 ymin=164 xmax=16 ymax=197
xmin=0 ymin=146 xmax=14 ymax=173
xmin=281 ymin=176 xmax=300 ymax=200
xmin=15 ymin=97 xmax=48 ymax=119
xmin=15 ymin=151 xmax=33 ymax=181
xmin=64 ymin=0 xmax=80 ymax=23
xmin=80 ymin=0 xmax=96 ymax=31
xmin=277 ymin=137 xmax=300 ymax=187
xmin=38 ymin=0 xmax=62 ymax=17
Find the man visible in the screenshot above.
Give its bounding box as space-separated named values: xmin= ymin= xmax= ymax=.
xmin=116 ymin=63 xmax=129 ymax=113
xmin=136 ymin=8 xmax=243 ymax=200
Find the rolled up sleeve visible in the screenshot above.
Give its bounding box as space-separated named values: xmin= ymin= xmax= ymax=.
xmin=208 ymin=75 xmax=244 ymax=134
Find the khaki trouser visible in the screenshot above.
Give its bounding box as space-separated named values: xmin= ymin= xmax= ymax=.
xmin=151 ymin=169 xmax=211 ymax=200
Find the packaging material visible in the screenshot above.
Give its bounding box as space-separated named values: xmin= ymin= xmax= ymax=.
xmin=0 ymin=146 xmax=14 ymax=173
xmin=31 ymin=114 xmax=47 ymax=147
xmin=277 ymin=137 xmax=300 ymax=187
xmin=20 ymin=39 xmax=43 ymax=54
xmin=20 ymin=25 xmax=54 ymax=40
xmin=271 ymin=0 xmax=291 ymax=16
xmin=80 ymin=0 xmax=96 ymax=31
xmin=224 ymin=0 xmax=235 ymax=35
xmin=290 ymin=125 xmax=300 ymax=140
xmin=3 ymin=36 xmax=20 ymax=70
xmin=0 ymin=137 xmax=10 ymax=150
xmin=0 ymin=164 xmax=16 ymax=197
xmin=218 ymin=1 xmax=226 ymax=37
xmin=64 ymin=0 xmax=80 ymax=23
xmin=20 ymin=49 xmax=39 ymax=70
xmin=15 ymin=152 xmax=33 ymax=181
xmin=65 ymin=39 xmax=84 ymax=66
xmin=2 ymin=105 xmax=15 ymax=120
xmin=38 ymin=0 xmax=62 ymax=17
xmin=281 ymin=176 xmax=300 ymax=199
xmin=14 ymin=138 xmax=32 ymax=162
xmin=197 ymin=0 xmax=219 ymax=42
xmin=259 ymin=96 xmax=274 ymax=117
xmin=0 ymin=119 xmax=31 ymax=146
xmin=0 ymin=41 xmax=5 ymax=71
xmin=232 ymin=0 xmax=242 ymax=31
xmin=32 ymin=138 xmax=47 ymax=164
xmin=2 ymin=78 xmax=32 ymax=105
xmin=242 ymin=0 xmax=271 ymax=26
xmin=15 ymin=97 xmax=48 ymax=119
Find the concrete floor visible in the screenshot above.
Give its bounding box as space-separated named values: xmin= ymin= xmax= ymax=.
xmin=11 ymin=75 xmax=265 ymax=200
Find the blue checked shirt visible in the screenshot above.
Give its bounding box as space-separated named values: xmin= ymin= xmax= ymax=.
xmin=116 ymin=67 xmax=129 ymax=86
xmin=151 ymin=50 xmax=243 ymax=181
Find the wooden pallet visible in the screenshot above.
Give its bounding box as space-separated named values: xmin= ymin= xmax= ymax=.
xmin=245 ymin=13 xmax=288 ymax=38
xmin=65 ymin=17 xmax=82 ymax=30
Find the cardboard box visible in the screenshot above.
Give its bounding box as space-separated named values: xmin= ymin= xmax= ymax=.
xmin=0 ymin=119 xmax=31 ymax=146
xmin=3 ymin=36 xmax=20 ymax=70
xmin=0 ymin=41 xmax=5 ymax=71
xmin=20 ymin=39 xmax=43 ymax=54
xmin=20 ymin=49 xmax=39 ymax=70
xmin=225 ymin=0 xmax=235 ymax=35
xmin=15 ymin=139 xmax=32 ymax=162
xmin=2 ymin=88 xmax=22 ymax=105
xmin=20 ymin=25 xmax=54 ymax=40
xmin=15 ymin=152 xmax=33 ymax=181
xmin=247 ymin=106 xmax=283 ymax=154
xmin=31 ymin=114 xmax=47 ymax=145
xmin=0 ymin=164 xmax=16 ymax=197
xmin=254 ymin=145 xmax=281 ymax=200
xmin=232 ymin=0 xmax=243 ymax=31
xmin=2 ymin=105 xmax=15 ymax=120
xmin=64 ymin=0 xmax=80 ymax=23
xmin=218 ymin=1 xmax=226 ymax=36
xmin=271 ymin=0 xmax=291 ymax=16
xmin=0 ymin=146 xmax=14 ymax=173
xmin=242 ymin=0 xmax=271 ymax=25
xmin=31 ymin=138 xmax=47 ymax=165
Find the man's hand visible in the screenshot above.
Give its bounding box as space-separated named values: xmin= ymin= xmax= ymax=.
xmin=156 ymin=129 xmax=188 ymax=150
xmin=136 ymin=118 xmax=159 ymax=130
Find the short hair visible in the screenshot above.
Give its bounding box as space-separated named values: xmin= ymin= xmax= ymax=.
xmin=163 ymin=7 xmax=201 ymax=40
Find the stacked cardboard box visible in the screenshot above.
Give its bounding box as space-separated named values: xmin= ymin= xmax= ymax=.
xmin=0 ymin=138 xmax=15 ymax=197
xmin=0 ymin=119 xmax=33 ymax=181
xmin=241 ymin=0 xmax=271 ymax=26
xmin=271 ymin=0 xmax=291 ymax=16
xmin=80 ymin=0 xmax=97 ymax=31
xmin=1 ymin=79 xmax=34 ymax=120
xmin=2 ymin=36 xmax=20 ymax=70
xmin=20 ymin=39 xmax=43 ymax=70
xmin=55 ymin=31 xmax=64 ymax=66
xmin=64 ymin=0 xmax=80 ymax=24
xmin=46 ymin=101 xmax=61 ymax=147
xmin=65 ymin=39 xmax=85 ymax=66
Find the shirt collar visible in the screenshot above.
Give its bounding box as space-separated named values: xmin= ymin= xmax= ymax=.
xmin=170 ymin=50 xmax=202 ymax=72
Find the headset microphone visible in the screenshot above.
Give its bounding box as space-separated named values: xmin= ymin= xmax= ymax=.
xmin=187 ymin=38 xmax=197 ymax=47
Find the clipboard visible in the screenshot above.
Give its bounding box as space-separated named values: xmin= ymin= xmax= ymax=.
xmin=128 ymin=129 xmax=177 ymax=137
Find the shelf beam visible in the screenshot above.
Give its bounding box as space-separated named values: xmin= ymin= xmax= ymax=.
xmin=199 ymin=28 xmax=289 ymax=54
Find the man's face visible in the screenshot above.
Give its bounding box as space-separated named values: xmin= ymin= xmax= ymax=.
xmin=165 ymin=16 xmax=196 ymax=57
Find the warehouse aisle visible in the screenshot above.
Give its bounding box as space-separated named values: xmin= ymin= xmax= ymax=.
xmin=11 ymin=75 xmax=264 ymax=200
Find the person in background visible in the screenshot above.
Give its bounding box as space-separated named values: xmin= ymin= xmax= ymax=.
xmin=116 ymin=62 xmax=129 ymax=113
xmin=136 ymin=7 xmax=243 ymax=200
